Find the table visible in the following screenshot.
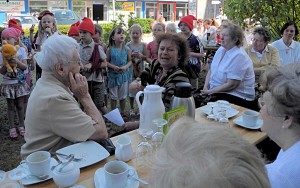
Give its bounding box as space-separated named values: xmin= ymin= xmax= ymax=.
xmin=22 ymin=105 xmax=266 ymax=188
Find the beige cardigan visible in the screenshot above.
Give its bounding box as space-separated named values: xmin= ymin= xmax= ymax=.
xmin=244 ymin=45 xmax=280 ymax=82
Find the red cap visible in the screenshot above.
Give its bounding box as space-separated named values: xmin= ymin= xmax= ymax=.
xmin=8 ymin=18 xmax=24 ymax=33
xmin=178 ymin=15 xmax=197 ymax=30
xmin=38 ymin=10 xmax=54 ymax=20
xmin=68 ymin=21 xmax=80 ymax=36
xmin=78 ymin=17 xmax=95 ymax=35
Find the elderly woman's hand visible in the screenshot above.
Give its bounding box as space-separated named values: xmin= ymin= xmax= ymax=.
xmin=69 ymin=72 xmax=89 ymax=100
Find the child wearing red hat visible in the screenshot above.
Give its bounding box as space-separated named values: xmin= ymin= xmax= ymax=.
xmin=78 ymin=17 xmax=109 ymax=116
xmin=178 ymin=15 xmax=205 ymax=90
xmin=68 ymin=21 xmax=80 ymax=42
xmin=34 ymin=10 xmax=58 ymax=80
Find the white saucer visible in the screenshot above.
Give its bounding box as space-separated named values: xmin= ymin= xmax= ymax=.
xmin=233 ymin=116 xmax=263 ymax=129
xmin=18 ymin=158 xmax=58 ymax=185
xmin=94 ymin=166 xmax=139 ymax=188
xmin=199 ymin=104 xmax=239 ymax=118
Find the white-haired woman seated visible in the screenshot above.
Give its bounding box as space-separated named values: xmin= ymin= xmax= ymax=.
xmin=259 ymin=63 xmax=300 ymax=188
xmin=150 ymin=118 xmax=270 ymax=188
xmin=21 ymin=33 xmax=108 ymax=158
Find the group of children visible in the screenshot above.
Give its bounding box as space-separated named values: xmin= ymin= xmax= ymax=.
xmin=0 ymin=12 xmax=203 ymax=138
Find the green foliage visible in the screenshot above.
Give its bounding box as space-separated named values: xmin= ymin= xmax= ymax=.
xmin=224 ymin=0 xmax=300 ymax=41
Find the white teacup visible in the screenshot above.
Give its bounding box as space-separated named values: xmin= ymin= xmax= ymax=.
xmin=21 ymin=151 xmax=51 ymax=177
xmin=104 ymin=160 xmax=133 ymax=188
xmin=242 ymin=110 xmax=259 ymax=127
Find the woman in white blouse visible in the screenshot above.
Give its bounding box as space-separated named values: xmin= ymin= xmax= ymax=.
xmin=272 ymin=21 xmax=300 ymax=65
xmin=259 ymin=64 xmax=300 ymax=188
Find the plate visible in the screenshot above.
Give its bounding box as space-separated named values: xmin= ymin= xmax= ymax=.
xmin=56 ymin=141 xmax=110 ymax=168
xmin=233 ymin=116 xmax=263 ymax=129
xmin=18 ymin=158 xmax=58 ymax=185
xmin=94 ymin=166 xmax=139 ymax=188
xmin=199 ymin=104 xmax=239 ymax=118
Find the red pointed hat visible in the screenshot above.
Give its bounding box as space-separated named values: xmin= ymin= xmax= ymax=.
xmin=178 ymin=15 xmax=197 ymax=30
xmin=38 ymin=10 xmax=54 ymax=20
xmin=78 ymin=17 xmax=95 ymax=35
xmin=8 ymin=18 xmax=24 ymax=33
xmin=68 ymin=21 xmax=80 ymax=36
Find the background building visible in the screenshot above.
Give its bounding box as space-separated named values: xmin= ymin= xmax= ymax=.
xmin=0 ymin=0 xmax=220 ymax=25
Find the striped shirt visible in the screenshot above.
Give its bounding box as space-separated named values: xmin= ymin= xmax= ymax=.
xmin=145 ymin=60 xmax=190 ymax=111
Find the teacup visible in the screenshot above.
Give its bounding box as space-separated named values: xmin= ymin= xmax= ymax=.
xmin=21 ymin=151 xmax=51 ymax=177
xmin=104 ymin=160 xmax=133 ymax=188
xmin=242 ymin=110 xmax=259 ymax=127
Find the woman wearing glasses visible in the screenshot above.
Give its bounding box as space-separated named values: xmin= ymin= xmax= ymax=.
xmin=244 ymin=27 xmax=280 ymax=82
xmin=201 ymin=21 xmax=256 ymax=110
xmin=259 ymin=63 xmax=300 ymax=188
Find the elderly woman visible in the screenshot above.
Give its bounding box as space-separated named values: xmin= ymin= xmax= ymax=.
xmin=125 ymin=33 xmax=190 ymax=131
xmin=150 ymin=118 xmax=271 ymax=188
xmin=244 ymin=27 xmax=280 ymax=81
xmin=259 ymin=64 xmax=300 ymax=188
xmin=21 ymin=33 xmax=108 ymax=158
xmin=202 ymin=22 xmax=256 ymax=110
xmin=272 ymin=21 xmax=300 ymax=65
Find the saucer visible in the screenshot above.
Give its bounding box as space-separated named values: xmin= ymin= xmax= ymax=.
xmin=18 ymin=158 xmax=58 ymax=185
xmin=94 ymin=166 xmax=139 ymax=188
xmin=233 ymin=116 xmax=263 ymax=129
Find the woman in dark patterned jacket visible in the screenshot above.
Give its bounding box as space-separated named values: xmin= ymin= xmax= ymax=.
xmin=142 ymin=32 xmax=190 ymax=111
xmin=124 ymin=33 xmax=191 ymax=131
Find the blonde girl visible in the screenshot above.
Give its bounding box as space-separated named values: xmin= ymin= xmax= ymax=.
xmin=35 ymin=10 xmax=57 ymax=80
xmin=126 ymin=24 xmax=150 ymax=117
xmin=146 ymin=22 xmax=165 ymax=61
xmin=106 ymin=27 xmax=132 ymax=118
xmin=35 ymin=11 xmax=57 ymax=50
xmin=0 ymin=28 xmax=29 ymax=138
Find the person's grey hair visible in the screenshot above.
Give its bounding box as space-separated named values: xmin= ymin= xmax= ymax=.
xmin=35 ymin=33 xmax=79 ymax=72
xmin=260 ymin=64 xmax=300 ymax=125
xmin=221 ymin=22 xmax=244 ymax=47
xmin=166 ymin=22 xmax=177 ymax=33
xmin=253 ymin=27 xmax=272 ymax=42
xmin=150 ymin=118 xmax=270 ymax=188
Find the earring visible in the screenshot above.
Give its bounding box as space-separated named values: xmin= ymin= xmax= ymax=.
xmin=282 ymin=125 xmax=285 ymax=129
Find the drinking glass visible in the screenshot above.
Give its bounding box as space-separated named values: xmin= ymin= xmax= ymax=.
xmin=136 ymin=128 xmax=153 ymax=169
xmin=151 ymin=118 xmax=167 ymax=151
xmin=206 ymin=102 xmax=216 ymax=120
xmin=217 ymin=101 xmax=230 ymax=123
xmin=8 ymin=166 xmax=30 ymax=186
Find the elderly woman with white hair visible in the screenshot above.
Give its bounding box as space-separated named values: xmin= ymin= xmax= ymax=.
xmin=259 ymin=63 xmax=300 ymax=187
xmin=21 ymin=33 xmax=108 ymax=158
xmin=150 ymin=118 xmax=270 ymax=188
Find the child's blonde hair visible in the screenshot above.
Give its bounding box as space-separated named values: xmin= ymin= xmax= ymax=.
xmin=37 ymin=14 xmax=57 ymax=45
xmin=129 ymin=24 xmax=143 ymax=40
xmin=153 ymin=22 xmax=166 ymax=31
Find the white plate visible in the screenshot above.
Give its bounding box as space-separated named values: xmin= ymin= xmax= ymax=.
xmin=56 ymin=141 xmax=110 ymax=168
xmin=233 ymin=116 xmax=263 ymax=129
xmin=94 ymin=166 xmax=139 ymax=188
xmin=199 ymin=104 xmax=239 ymax=118
xmin=18 ymin=158 xmax=58 ymax=185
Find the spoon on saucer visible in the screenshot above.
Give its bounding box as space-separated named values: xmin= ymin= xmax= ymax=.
xmin=26 ymin=174 xmax=49 ymax=180
xmin=128 ymin=171 xmax=149 ymax=185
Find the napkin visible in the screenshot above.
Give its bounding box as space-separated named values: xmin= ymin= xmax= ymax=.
xmin=104 ymin=108 xmax=125 ymax=126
